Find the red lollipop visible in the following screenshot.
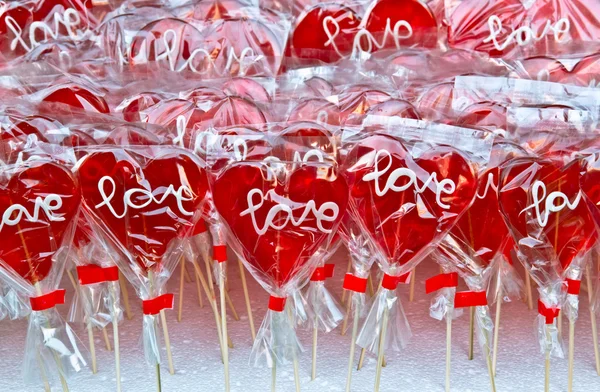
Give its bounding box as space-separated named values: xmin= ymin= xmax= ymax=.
xmin=509 ymin=57 xmax=570 ymax=83
xmin=358 ymin=0 xmax=437 ymax=52
xmin=0 ymin=161 xmax=80 ymax=283
xmin=567 ymin=54 xmax=600 ymax=87
xmin=40 ymin=84 xmax=110 ymax=114
xmin=291 ymin=4 xmax=361 ymax=63
xmin=288 ymin=98 xmax=341 ymax=126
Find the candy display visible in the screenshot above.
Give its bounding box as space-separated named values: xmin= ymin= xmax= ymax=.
xmin=0 ymin=1 xmax=600 ymax=392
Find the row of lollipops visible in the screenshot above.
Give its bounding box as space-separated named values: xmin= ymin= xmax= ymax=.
xmin=2 ymin=57 xmax=600 ymax=392
xmin=2 ymin=0 xmax=600 ymax=75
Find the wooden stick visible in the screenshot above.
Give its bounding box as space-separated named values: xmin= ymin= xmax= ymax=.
xmin=469 ymin=307 xmax=475 ymax=360
xmin=67 ymin=270 xmax=98 ymax=374
xmin=492 ymin=287 xmax=502 ymax=376
xmin=446 ymin=315 xmax=452 ymax=392
xmin=586 ymin=263 xmax=600 ymax=375
xmin=545 ymin=324 xmax=551 ymax=392
xmin=341 ymin=292 xmax=352 ymax=336
xmin=178 ymin=258 xmax=186 ymax=322
xmin=194 ymin=262 xmax=204 ymax=309
xmin=357 ymin=348 xmax=366 ymax=371
xmin=110 ymin=282 xmax=122 ymax=392
xmin=292 ymin=351 xmax=301 ymax=392
xmin=159 ymin=309 xmax=175 ymax=375
xmin=409 ymin=268 xmax=416 ymax=302
xmin=271 ymin=363 xmax=277 ymax=392
xmin=484 ymin=334 xmax=497 ymax=392
xmin=311 ymin=320 xmax=318 ymax=380
xmin=35 ymin=343 xmax=51 ymax=392
xmin=183 ymin=263 xmax=192 ymax=283
xmin=367 ymin=274 xmax=375 ymax=298
xmin=205 ymin=257 xmax=216 ymax=296
xmin=192 ymin=260 xmax=226 ymax=360
xmin=156 ymin=363 xmax=162 ymax=392
xmin=219 ymin=263 xmax=231 ymax=392
xmin=345 ymin=297 xmax=360 ymax=392
xmin=102 ymin=327 xmax=112 ymax=351
xmin=341 ymin=256 xmax=352 ymax=304
xmin=558 ymin=309 xmax=563 ymax=336
xmin=238 ymin=258 xmax=256 ymax=340
xmin=87 ymin=321 xmax=98 ymax=374
xmin=119 ymin=272 xmax=133 ymax=320
xmin=568 ymin=318 xmax=575 ymax=392
xmin=525 ymin=271 xmax=533 ymax=311
xmin=374 ymin=306 xmax=389 ymax=392
xmin=225 ymin=288 xmax=240 ymax=321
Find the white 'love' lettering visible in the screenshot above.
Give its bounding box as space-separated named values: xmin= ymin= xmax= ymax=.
xmin=483 ymin=15 xmax=570 ymax=52
xmin=5 ymin=8 xmax=90 ymax=53
xmin=362 ymin=149 xmax=457 ymax=209
xmin=95 ymin=175 xmax=195 ymax=218
xmin=476 ymin=172 xmax=497 ymax=200
xmin=240 ymin=188 xmax=339 ymax=235
xmin=122 ymin=29 xmax=265 ymax=75
xmin=521 ymin=180 xmax=581 ymax=227
xmin=322 ymin=16 xmax=412 ymax=59
xmin=0 ymin=194 xmax=65 ymax=232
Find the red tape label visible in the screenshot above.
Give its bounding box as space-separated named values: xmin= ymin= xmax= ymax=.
xmin=343 ymin=274 xmax=368 ymax=293
xmin=454 ymin=291 xmax=487 ymax=308
xmin=142 ymin=294 xmax=174 ymax=315
xmin=565 ymin=279 xmax=581 ymax=296
xmin=381 ymin=272 xmax=410 ymax=290
xmin=268 ymin=296 xmax=286 ymax=312
xmin=30 ymin=289 xmax=66 ymax=311
xmin=324 ymin=263 xmax=335 ymax=278
xmin=77 ymin=265 xmax=119 ymax=285
xmin=213 ymin=245 xmax=227 ymax=263
xmin=538 ymin=300 xmax=560 ymax=324
xmin=425 ymin=272 xmax=458 ymax=294
xmin=311 ymin=267 xmax=326 ymax=281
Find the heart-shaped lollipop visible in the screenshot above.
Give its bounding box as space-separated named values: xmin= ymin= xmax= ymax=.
xmin=344 ymin=134 xmax=477 ymax=267
xmin=0 ymin=161 xmax=80 ymax=283
xmin=212 ymin=162 xmax=348 ymax=286
xmin=76 ymin=149 xmax=209 ymax=271
xmin=499 ymin=157 xmax=596 ymax=272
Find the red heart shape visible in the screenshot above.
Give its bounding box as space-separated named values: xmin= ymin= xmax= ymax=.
xmin=499 ymin=157 xmax=595 ymax=273
xmin=0 ymin=161 xmax=80 ymax=284
xmin=344 ymin=134 xmax=478 ymax=267
xmin=76 ymin=149 xmax=209 ymax=272
xmin=212 ymin=162 xmax=348 ymax=287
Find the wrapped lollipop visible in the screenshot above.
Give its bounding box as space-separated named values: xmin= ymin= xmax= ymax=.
xmin=341 ymin=117 xmax=493 ymax=391
xmin=73 ymin=145 xmax=210 ymax=390
xmin=0 ymin=155 xmax=86 ymax=391
xmin=210 ymin=151 xmax=348 ymax=391
xmin=498 ymin=148 xmax=596 ymax=392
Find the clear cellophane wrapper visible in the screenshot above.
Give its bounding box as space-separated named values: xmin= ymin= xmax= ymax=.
xmin=99 ymin=8 xmax=290 ymax=78
xmin=73 ymin=144 xmax=209 ymax=366
xmin=343 ymin=117 xmax=494 ymax=356
xmin=209 ymin=153 xmax=348 ymax=368
xmin=489 ymin=251 xmax=524 ymax=304
xmin=499 ymin=148 xmax=596 ymax=357
xmin=303 ymin=241 xmax=344 ymax=333
xmin=0 ymin=157 xmax=87 ymax=385
xmin=444 ymin=0 xmax=600 ymax=59
xmin=68 ymin=233 xmax=123 ymax=330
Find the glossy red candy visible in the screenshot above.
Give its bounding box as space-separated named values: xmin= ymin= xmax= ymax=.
xmin=41 ymin=85 xmax=110 ymax=114
xmin=0 ymin=162 xmax=80 ymax=283
xmin=499 ymin=158 xmax=595 ymax=272
xmin=213 ymin=163 xmax=348 ymax=286
xmin=77 ymin=150 xmax=209 ymax=272
xmin=344 ymin=134 xmax=477 ymax=267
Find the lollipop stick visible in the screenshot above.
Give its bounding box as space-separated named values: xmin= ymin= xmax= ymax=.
xmin=545 ymin=324 xmax=551 ymax=392
xmin=586 ymin=263 xmax=600 ymax=375
xmin=35 ymin=344 xmax=51 ymax=392
xmin=341 ymin=292 xmax=352 ymax=336
xmin=311 ymin=320 xmax=318 ymax=380
xmin=109 ymin=283 xmax=122 ymax=392
xmin=492 ymin=289 xmax=502 ymax=376
xmin=558 ymin=310 xmax=563 ymax=336
xmin=219 ymin=263 xmax=231 ymax=392
xmin=367 ymin=275 xmax=375 ymax=298
xmin=357 ymin=348 xmax=366 ymax=371
xmin=484 ymin=335 xmax=497 ymax=392
xmin=102 ymin=327 xmax=112 ymax=351
xmin=156 ymin=363 xmax=162 ymax=392
xmin=205 ymin=257 xmax=216 ymax=295
xmin=345 ymin=297 xmax=360 ymax=392
xmin=238 ymin=258 xmax=256 ymax=339
xmin=118 ymin=272 xmax=133 ymax=320
xmin=374 ymin=306 xmax=389 ymax=392
xmin=446 ymin=315 xmax=452 ymax=392
xmin=293 ymin=352 xmax=301 ymax=392
xmin=468 ymin=307 xmax=475 ymax=360
xmin=271 ymin=363 xmax=277 ymax=392
xmin=178 ymin=257 xmax=185 ymax=322
xmin=525 ymin=271 xmax=533 ymax=310
xmin=194 ymin=262 xmax=204 ymax=309
xmin=225 ymin=289 xmax=240 ymax=321
xmin=192 ymin=260 xmax=225 ymax=360
xmin=184 ymin=263 xmax=192 ymax=283
xmin=568 ymin=318 xmax=575 ymax=392
xmin=159 ymin=309 xmax=175 ymax=375
xmin=67 ymin=270 xmax=98 ymax=374
xmin=409 ymin=268 xmax=416 ymax=302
